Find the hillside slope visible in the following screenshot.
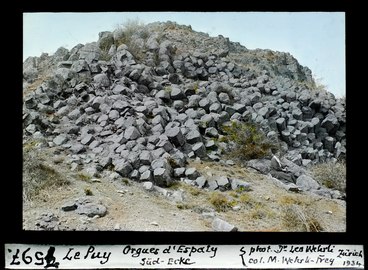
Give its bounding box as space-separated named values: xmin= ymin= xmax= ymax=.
xmin=23 ymin=21 xmax=346 ymax=231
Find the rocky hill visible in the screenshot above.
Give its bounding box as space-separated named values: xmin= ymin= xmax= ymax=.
xmin=22 ymin=21 xmax=346 ymax=231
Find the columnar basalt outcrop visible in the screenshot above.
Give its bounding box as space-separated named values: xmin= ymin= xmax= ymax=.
xmin=23 ymin=21 xmax=345 ymax=197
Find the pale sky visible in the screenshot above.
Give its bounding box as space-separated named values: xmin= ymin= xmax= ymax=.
xmin=23 ymin=12 xmax=345 ymax=97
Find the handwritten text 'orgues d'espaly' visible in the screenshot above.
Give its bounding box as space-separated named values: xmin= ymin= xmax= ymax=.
xmin=122 ymin=245 xmax=218 ymax=266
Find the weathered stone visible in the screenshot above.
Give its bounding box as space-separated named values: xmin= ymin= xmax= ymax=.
xmin=139 ymin=151 xmax=152 ymax=165
xmin=99 ymin=157 xmax=112 ymax=169
xmin=35 ymin=212 xmax=60 ymax=230
xmin=205 ymin=127 xmax=219 ymax=138
xmin=233 ymin=103 xmax=246 ymax=114
xmin=70 ymin=143 xmax=85 ymax=154
xmin=192 ymin=142 xmax=206 ymax=158
xmin=170 ymin=151 xmax=187 ymax=167
xmin=151 ymin=157 xmax=172 ymax=172
xmin=214 ymin=176 xmax=230 ymax=190
xmin=199 ymin=114 xmax=215 ymax=128
xmin=205 ymin=140 xmax=217 ymax=150
xmin=75 ymin=202 xmax=107 ymax=217
xmin=324 ymin=136 xmax=335 ymax=152
xmin=185 ymin=167 xmax=199 ymax=180
xmin=93 ymin=74 xmax=110 ymax=87
xmin=199 ymin=98 xmax=210 ymax=111
xmin=155 ymin=89 xmax=170 ymax=101
xmin=170 ymin=85 xmax=185 ymax=100
xmin=115 ymin=160 xmax=133 ymax=177
xmin=61 ymin=201 xmax=77 ymax=212
xmin=124 ymin=126 xmax=141 ymax=141
xmin=137 ymin=170 xmax=150 ymax=182
xmin=55 ymin=68 xmax=76 ymax=82
xmin=173 ymin=100 xmax=184 ymax=110
xmin=165 ymin=127 xmax=185 ymax=146
xmin=130 ymin=170 xmax=140 ymax=180
xmin=207 ymin=180 xmax=219 ymax=191
xmin=218 ymin=92 xmax=230 ymax=104
xmin=53 ymin=135 xmax=68 ymax=146
xmin=296 ymin=174 xmax=320 ymax=191
xmin=81 ymin=134 xmax=94 ymax=145
xmin=174 ymin=167 xmax=186 ymax=178
xmin=209 ymin=103 xmax=222 ymax=113
xmin=153 ymin=168 xmax=172 ymax=186
xmin=195 ymin=176 xmax=207 ymax=188
xmin=188 ymin=95 xmax=201 ymax=108
xmin=231 ymin=179 xmax=251 ymax=191
xmin=292 ymin=108 xmax=303 ymax=120
xmin=142 ymin=181 xmax=154 ymax=190
xmin=25 ymin=124 xmax=36 ymax=134
xmin=212 ymin=217 xmax=238 ymax=232
xmin=156 ymin=137 xmax=174 ymax=152
xmin=321 ymin=114 xmax=339 ymax=134
xmin=276 ymin=117 xmax=286 ymax=131
xmin=286 ymin=92 xmax=296 ymax=102
xmin=247 ymin=159 xmax=271 ymax=174
xmin=186 ymin=129 xmax=202 ymax=144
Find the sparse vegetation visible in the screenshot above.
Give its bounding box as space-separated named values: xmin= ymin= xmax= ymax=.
xmin=310 ymin=161 xmax=346 ymax=192
xmin=122 ymin=178 xmax=131 ymax=186
xmin=77 ymin=172 xmax=92 ymax=182
xmin=164 ymin=86 xmax=172 ymax=94
xmin=99 ymin=51 xmax=112 ymax=61
xmin=114 ymin=18 xmax=149 ymax=60
xmin=23 ymin=150 xmax=69 ymax=202
xmin=209 ymin=192 xmax=236 ymax=212
xmin=220 ymin=121 xmax=277 ymax=160
xmin=166 ymin=156 xmax=179 ymax=168
xmin=176 ymin=203 xmax=194 ymax=210
xmin=239 ymin=193 xmax=252 ymax=204
xmin=84 ymin=187 xmax=93 ymax=196
xmin=282 ymin=204 xmax=323 ymax=232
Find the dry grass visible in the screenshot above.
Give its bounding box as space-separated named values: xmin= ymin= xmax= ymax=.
xmin=310 ymin=161 xmax=346 ymax=192
xmin=84 ymin=187 xmax=93 ymax=196
xmin=23 ymin=72 xmax=52 ymax=97
xmin=77 ymin=172 xmax=92 ymax=182
xmin=23 ymin=149 xmax=70 ymax=202
xmin=282 ymin=204 xmax=323 ymax=232
xmin=114 ymin=18 xmax=149 ymax=60
xmin=209 ymin=192 xmax=236 ymax=212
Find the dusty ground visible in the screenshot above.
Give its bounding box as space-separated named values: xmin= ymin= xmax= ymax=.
xmin=23 ymin=142 xmax=346 ymax=232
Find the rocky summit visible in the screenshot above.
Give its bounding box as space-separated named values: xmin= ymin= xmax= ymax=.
xmin=22 ymin=21 xmax=346 ymax=231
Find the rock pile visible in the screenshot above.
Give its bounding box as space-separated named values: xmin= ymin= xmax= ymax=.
xmin=23 ymin=21 xmax=345 ymax=194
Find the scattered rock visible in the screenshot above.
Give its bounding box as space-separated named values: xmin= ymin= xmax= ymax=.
xmin=142 ymin=181 xmax=154 ymax=191
xmin=61 ymin=202 xmax=77 ymax=212
xmin=212 ymin=217 xmax=238 ymax=232
xmin=296 ymin=174 xmax=320 ymax=191
xmin=75 ymin=197 xmax=107 ymax=217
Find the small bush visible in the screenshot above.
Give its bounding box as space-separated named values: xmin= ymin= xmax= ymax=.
xmin=176 ymin=203 xmax=194 ymax=210
xmin=166 ymin=156 xmax=179 ymax=168
xmin=23 ymin=151 xmax=69 ymax=201
xmin=209 ymin=192 xmax=235 ymax=212
xmin=84 ymin=187 xmax=93 ymax=196
xmin=99 ymin=51 xmax=112 ymax=61
xmin=221 ymin=121 xmax=277 ymax=160
xmin=310 ymin=161 xmax=346 ymax=192
xmin=122 ymin=178 xmax=131 ymax=186
xmin=282 ymin=205 xmax=323 ymax=232
xmin=114 ymin=18 xmax=148 ymax=60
